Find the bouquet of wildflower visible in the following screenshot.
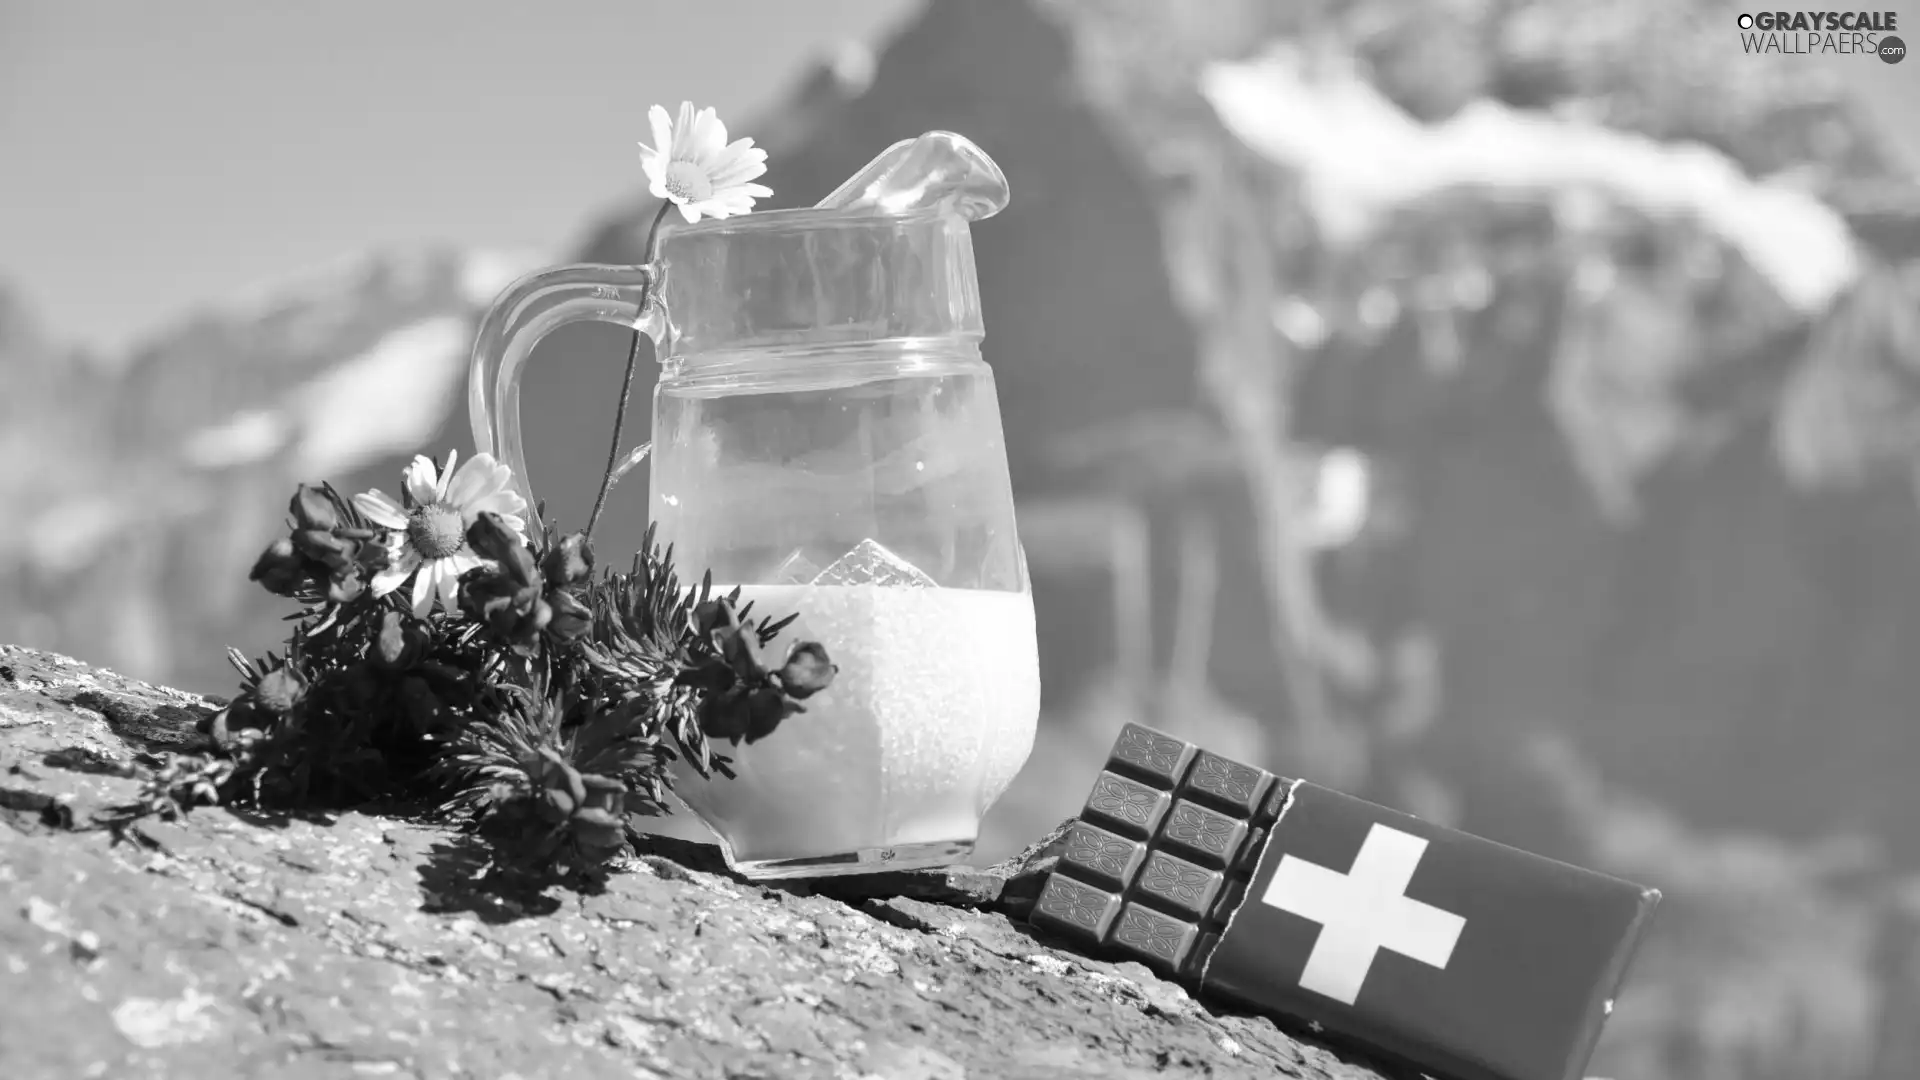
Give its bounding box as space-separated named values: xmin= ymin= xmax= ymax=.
xmin=136 ymin=103 xmax=829 ymax=878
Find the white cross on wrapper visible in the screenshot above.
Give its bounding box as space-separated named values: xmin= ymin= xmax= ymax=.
xmin=1261 ymin=823 xmax=1467 ymax=1005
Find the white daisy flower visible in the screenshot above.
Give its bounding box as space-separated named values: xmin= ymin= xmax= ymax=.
xmin=353 ymin=450 xmax=528 ymax=617
xmin=638 ymin=101 xmax=773 ymax=224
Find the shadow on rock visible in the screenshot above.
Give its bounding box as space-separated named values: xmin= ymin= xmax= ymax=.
xmin=625 ymin=828 xmax=736 ymax=877
xmin=62 ymin=690 xmax=213 ymax=754
xmin=38 ymin=745 xmax=140 ymax=778
xmin=417 ymin=835 xmax=566 ymax=924
xmin=223 ymin=804 xmax=343 ymax=831
xmin=774 ymin=819 xmax=1075 ymax=912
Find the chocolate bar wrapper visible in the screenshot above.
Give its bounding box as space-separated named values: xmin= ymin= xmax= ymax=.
xmin=1030 ymin=723 xmax=1661 ymax=1080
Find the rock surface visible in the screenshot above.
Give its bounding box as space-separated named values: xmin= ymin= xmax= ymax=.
xmin=0 ymin=644 xmax=1390 ymax=1080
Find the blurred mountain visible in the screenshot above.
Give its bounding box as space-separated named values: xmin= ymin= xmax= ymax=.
xmin=0 ymin=250 xmax=541 ymax=695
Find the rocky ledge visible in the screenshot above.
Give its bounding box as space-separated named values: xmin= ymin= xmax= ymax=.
xmin=0 ymin=644 xmax=1390 ymax=1080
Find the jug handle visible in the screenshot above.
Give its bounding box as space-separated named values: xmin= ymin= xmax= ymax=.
xmin=466 ymin=263 xmax=665 ymax=531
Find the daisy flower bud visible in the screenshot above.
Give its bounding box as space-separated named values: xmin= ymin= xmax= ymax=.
xmin=254 ymin=667 xmax=307 ymax=715
xmin=541 ymin=532 xmax=595 ymax=587
xmin=776 ymin=641 xmax=838 ymax=700
xmin=249 ymin=538 xmax=308 ymax=597
xmin=289 ymin=484 xmax=340 ymax=533
xmin=545 ymin=589 xmax=593 ymax=643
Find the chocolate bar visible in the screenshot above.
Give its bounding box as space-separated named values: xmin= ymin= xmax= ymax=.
xmin=1030 ymin=723 xmax=1661 ymax=1080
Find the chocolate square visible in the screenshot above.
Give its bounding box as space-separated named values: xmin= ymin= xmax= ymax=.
xmin=1135 ymin=851 xmax=1223 ymax=921
xmin=1107 ymin=722 xmax=1197 ymax=787
xmin=1081 ymin=770 xmax=1172 ymax=839
xmin=1058 ymin=821 xmax=1148 ymax=890
xmin=1181 ymin=750 xmax=1276 ymax=818
xmin=1159 ymin=799 xmax=1248 ymax=869
xmin=1032 ymin=873 xmax=1123 ymax=940
xmin=1111 ymin=902 xmax=1198 ymax=974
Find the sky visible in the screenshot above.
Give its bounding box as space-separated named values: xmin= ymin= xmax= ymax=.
xmin=0 ymin=0 xmax=919 ymax=354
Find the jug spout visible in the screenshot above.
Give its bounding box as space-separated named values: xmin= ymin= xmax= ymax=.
xmin=814 ymin=131 xmax=1009 ymax=222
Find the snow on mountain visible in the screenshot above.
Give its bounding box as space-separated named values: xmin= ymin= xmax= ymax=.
xmin=457 ymin=248 xmax=546 ymax=307
xmin=1201 ymin=48 xmax=1860 ymax=314
xmin=180 ymin=409 xmax=292 ymax=471
xmin=286 ymin=314 xmax=474 ymax=478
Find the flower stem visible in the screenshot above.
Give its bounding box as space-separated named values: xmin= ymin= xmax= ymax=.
xmin=585 ymin=201 xmax=673 ymax=545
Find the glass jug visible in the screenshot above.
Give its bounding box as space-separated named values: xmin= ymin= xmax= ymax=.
xmin=467 ymin=132 xmax=1038 ymax=879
